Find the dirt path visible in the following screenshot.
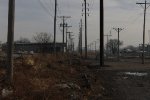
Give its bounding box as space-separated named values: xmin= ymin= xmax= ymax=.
xmin=100 ymin=61 xmax=150 ymax=100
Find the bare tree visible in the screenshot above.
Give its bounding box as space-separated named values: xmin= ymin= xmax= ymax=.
xmin=107 ymin=39 xmax=123 ymax=55
xmin=33 ymin=32 xmax=53 ymax=53
xmin=33 ymin=32 xmax=52 ymax=43
xmin=15 ymin=37 xmax=30 ymax=43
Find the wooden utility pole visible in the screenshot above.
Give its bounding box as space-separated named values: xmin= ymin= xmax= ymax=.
xmin=104 ymin=32 xmax=112 ymax=58
xmin=62 ymin=16 xmax=65 ymax=44
xmin=94 ymin=41 xmax=97 ymax=53
xmin=70 ymin=37 xmax=74 ymax=52
xmin=113 ymin=28 xmax=123 ymax=61
xmin=65 ymin=24 xmax=72 ymax=52
xmin=54 ymin=0 xmax=57 ymax=53
xmin=82 ymin=0 xmax=89 ymax=59
xmin=84 ymin=0 xmax=87 ymax=59
xmin=136 ymin=0 xmax=150 ymax=64
xmin=78 ymin=33 xmax=80 ymax=52
xmin=59 ymin=16 xmax=71 ymax=52
xmin=79 ymin=26 xmax=81 ymax=54
xmin=79 ymin=19 xmax=83 ymax=55
xmin=6 ymin=0 xmax=15 ymax=84
xmin=89 ymin=43 xmax=93 ymax=51
xmin=66 ymin=24 xmax=68 ymax=51
xmin=100 ymin=0 xmax=104 ymax=66
xmin=67 ymin=32 xmax=73 ymax=52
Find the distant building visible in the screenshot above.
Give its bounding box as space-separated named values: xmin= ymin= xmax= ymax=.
xmin=139 ymin=44 xmax=150 ymax=56
xmin=2 ymin=43 xmax=66 ymax=53
xmin=0 ymin=42 xmax=2 ymax=52
xmin=139 ymin=44 xmax=150 ymax=52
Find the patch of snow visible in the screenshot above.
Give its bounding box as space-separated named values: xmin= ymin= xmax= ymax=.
xmin=124 ymin=72 xmax=148 ymax=76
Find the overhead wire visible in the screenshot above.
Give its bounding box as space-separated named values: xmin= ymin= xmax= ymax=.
xmin=55 ymin=0 xmax=62 ymax=15
xmin=49 ymin=0 xmax=55 ymax=12
xmin=66 ymin=0 xmax=71 ymax=15
xmin=43 ymin=0 xmax=55 ymax=15
xmin=89 ymin=0 xmax=94 ymax=14
xmin=38 ymin=0 xmax=54 ymax=19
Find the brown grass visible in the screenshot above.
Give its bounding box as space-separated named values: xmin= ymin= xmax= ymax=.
xmin=0 ymin=53 xmax=105 ymax=100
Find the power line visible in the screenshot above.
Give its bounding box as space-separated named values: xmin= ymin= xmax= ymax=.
xmin=43 ymin=0 xmax=55 ymax=15
xmin=49 ymin=0 xmax=55 ymax=11
xmin=43 ymin=0 xmax=54 ymax=13
xmin=89 ymin=0 xmax=94 ymax=14
xmin=66 ymin=0 xmax=71 ymax=15
xmin=38 ymin=0 xmax=54 ymax=18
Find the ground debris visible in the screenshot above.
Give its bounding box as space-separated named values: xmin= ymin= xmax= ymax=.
xmin=2 ymin=88 xmax=13 ymax=98
xmin=81 ymin=73 xmax=91 ymax=89
xmin=54 ymin=83 xmax=81 ymax=90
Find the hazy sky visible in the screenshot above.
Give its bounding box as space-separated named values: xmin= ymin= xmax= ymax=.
xmin=0 ymin=0 xmax=150 ymax=48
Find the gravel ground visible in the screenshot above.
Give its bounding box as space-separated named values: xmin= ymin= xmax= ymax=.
xmin=99 ymin=59 xmax=150 ymax=100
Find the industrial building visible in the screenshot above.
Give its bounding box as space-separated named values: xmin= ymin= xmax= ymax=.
xmin=2 ymin=43 xmax=66 ymax=53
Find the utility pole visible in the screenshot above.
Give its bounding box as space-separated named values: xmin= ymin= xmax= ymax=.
xmin=59 ymin=16 xmax=71 ymax=52
xmin=67 ymin=32 xmax=73 ymax=52
xmin=54 ymin=0 xmax=57 ymax=53
xmin=79 ymin=26 xmax=81 ymax=54
xmin=82 ymin=0 xmax=89 ymax=59
xmin=88 ymin=44 xmax=90 ymax=51
xmin=65 ymin=23 xmax=72 ymax=52
xmin=70 ymin=38 xmax=74 ymax=52
xmin=136 ymin=0 xmax=150 ymax=64
xmin=100 ymin=0 xmax=104 ymax=66
xmin=79 ymin=19 xmax=83 ymax=55
xmin=6 ymin=0 xmax=15 ymax=84
xmin=113 ymin=28 xmax=123 ymax=61
xmin=78 ymin=34 xmax=80 ymax=53
xmin=104 ymin=32 xmax=112 ymax=58
xmin=78 ymin=33 xmax=81 ymax=53
xmin=91 ymin=43 xmax=94 ymax=51
xmin=89 ymin=43 xmax=93 ymax=52
xmin=72 ymin=41 xmax=75 ymax=52
xmin=94 ymin=41 xmax=97 ymax=54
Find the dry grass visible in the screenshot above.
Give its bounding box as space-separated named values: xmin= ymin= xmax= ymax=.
xmin=3 ymin=54 xmax=78 ymax=99
xmin=0 ymin=53 xmax=105 ymax=100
